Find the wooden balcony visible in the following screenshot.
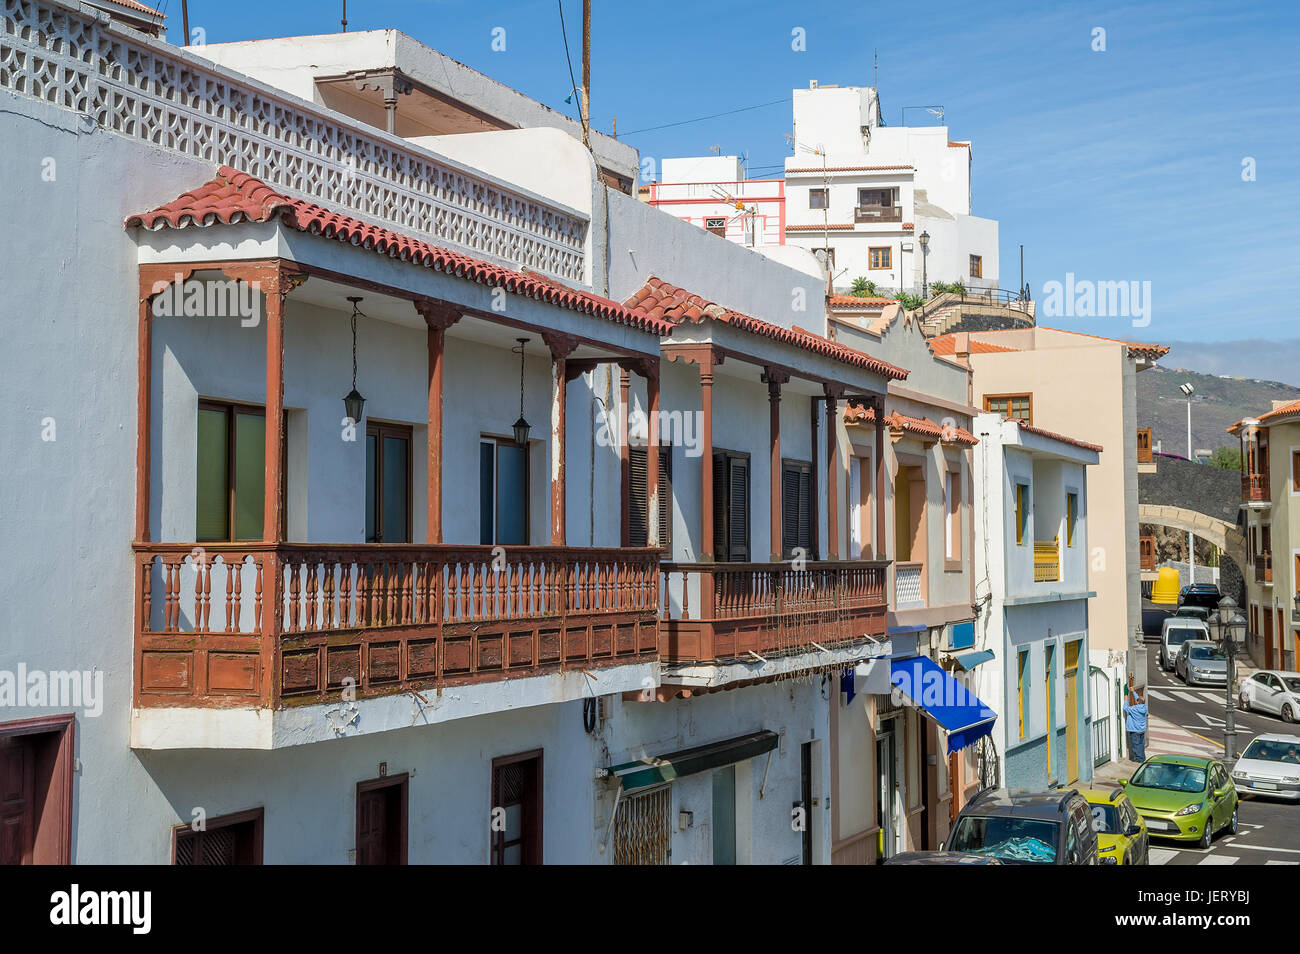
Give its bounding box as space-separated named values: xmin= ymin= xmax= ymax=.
xmin=854 ymin=204 xmax=903 ymax=224
xmin=1255 ymin=552 xmax=1273 ymax=585
xmin=1034 ymin=539 xmax=1060 ymax=582
xmin=1243 ymin=472 xmax=1270 ymax=503
xmin=134 ymin=543 xmax=660 ymax=708
xmin=1137 ymin=428 xmax=1153 ymax=464
xmin=1139 ymin=535 xmax=1156 ymax=571
xmin=659 ymin=561 xmax=888 ymax=664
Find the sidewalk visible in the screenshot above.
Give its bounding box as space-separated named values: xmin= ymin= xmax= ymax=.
xmin=1092 ymin=714 xmax=1225 ymax=786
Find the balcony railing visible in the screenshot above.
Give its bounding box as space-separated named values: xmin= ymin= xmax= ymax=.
xmin=1137 ymin=428 xmax=1153 ymax=464
xmin=1034 ymin=539 xmax=1060 ymax=582
xmin=894 ymin=562 xmax=924 ymax=610
xmin=1242 ymin=472 xmax=1270 ymax=503
xmin=1255 ymin=552 xmax=1273 ymax=585
xmin=659 ymin=561 xmax=888 ymax=664
xmin=855 ymin=204 xmax=903 ymax=224
xmin=134 ymin=543 xmax=659 ymax=708
xmin=1 ymin=0 xmax=587 ymax=281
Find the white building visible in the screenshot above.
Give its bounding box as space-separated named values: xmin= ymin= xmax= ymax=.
xmin=783 ymin=82 xmax=999 ymax=296
xmin=0 ymin=0 xmax=966 ymax=866
xmin=969 ymin=413 xmax=1100 ymax=789
xmin=643 ymin=156 xmax=786 ymax=248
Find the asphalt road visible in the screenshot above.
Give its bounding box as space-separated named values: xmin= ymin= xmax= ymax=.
xmin=1139 ymin=602 xmax=1300 ymax=865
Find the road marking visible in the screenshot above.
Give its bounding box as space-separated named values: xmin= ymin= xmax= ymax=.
xmin=1227 ymin=843 xmax=1300 ymax=855
xmin=1149 ymin=847 xmax=1179 ymax=865
xmin=1173 ymin=691 xmax=1205 ymax=704
xmin=1147 ymin=689 xmax=1172 ymax=702
xmin=1266 ymin=860 xmax=1299 ymax=865
xmin=1198 ymin=854 xmax=1239 ymax=864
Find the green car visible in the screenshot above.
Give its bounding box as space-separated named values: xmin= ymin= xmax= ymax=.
xmin=1120 ymin=755 xmax=1238 ymax=850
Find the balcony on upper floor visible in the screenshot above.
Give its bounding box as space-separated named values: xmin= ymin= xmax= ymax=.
xmin=1242 ymin=472 xmax=1270 ymax=505
xmin=1034 ymin=539 xmax=1061 ymax=583
xmin=135 ymin=543 xmax=659 ymax=710
xmin=659 ymin=561 xmax=888 ymax=665
xmin=854 ymin=204 xmax=904 ymax=224
xmin=1136 ymin=427 xmax=1153 ymax=465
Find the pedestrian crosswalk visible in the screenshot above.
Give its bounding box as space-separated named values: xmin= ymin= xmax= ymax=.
xmin=1147 ymin=829 xmax=1299 ymax=865
xmin=1146 ymin=687 xmax=1223 ymax=703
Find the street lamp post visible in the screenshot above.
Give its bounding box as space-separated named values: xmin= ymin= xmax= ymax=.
xmin=919 ymin=230 xmax=930 ymax=299
xmin=1180 ymin=382 xmax=1195 ymax=581
xmin=1212 ymin=596 xmax=1245 ymax=761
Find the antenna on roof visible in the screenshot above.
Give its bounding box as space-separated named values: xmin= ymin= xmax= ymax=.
xmin=342 ymin=0 xmax=347 ymax=32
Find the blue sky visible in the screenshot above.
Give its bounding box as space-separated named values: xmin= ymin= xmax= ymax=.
xmin=165 ymin=1 xmax=1299 ymax=374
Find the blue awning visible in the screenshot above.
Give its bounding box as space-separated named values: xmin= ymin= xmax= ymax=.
xmin=890 ymin=656 xmax=997 ymax=754
xmin=951 ymin=649 xmax=995 ymax=671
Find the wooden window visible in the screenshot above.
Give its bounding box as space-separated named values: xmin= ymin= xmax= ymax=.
xmin=869 ymin=246 xmax=892 ymax=269
xmin=781 ymin=459 xmax=814 ymax=560
xmin=629 ymin=446 xmax=672 ymax=549
xmin=1017 ymin=650 xmax=1028 ymax=739
xmin=848 ymin=454 xmax=870 ymax=560
xmin=944 ymin=467 xmax=962 ymax=565
xmin=704 ymin=216 xmax=727 ymax=237
xmin=366 ymin=421 xmax=412 ymax=543
xmin=197 ymin=401 xmax=285 ymax=541
xmin=1015 ymin=483 xmax=1029 ymax=546
xmin=173 ymin=807 xmax=263 ymax=865
xmin=1263 ymin=523 xmax=1272 ymax=555
xmin=1292 ymin=450 xmax=1300 ymax=493
xmin=858 ymin=187 xmax=893 ymax=207
xmin=984 ymin=393 xmax=1032 ymax=424
xmin=1066 ymin=493 xmax=1079 ymax=547
xmin=969 ymin=254 xmax=983 ymax=278
xmin=480 ymin=436 xmax=529 ymax=545
xmin=712 ymin=450 xmax=751 ymax=562
xmin=809 ymin=188 xmax=829 ymax=209
xmin=491 ymin=751 xmax=542 ymax=865
xmin=356 ymin=774 xmax=408 ymax=865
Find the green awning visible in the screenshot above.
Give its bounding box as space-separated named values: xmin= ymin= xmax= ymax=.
xmin=605 ymin=730 xmax=779 ymax=792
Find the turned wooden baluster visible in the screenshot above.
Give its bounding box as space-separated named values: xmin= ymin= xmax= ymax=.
xmin=197 ymin=555 xmax=212 ymax=632
xmin=322 ymin=561 xmax=335 ymax=629
xmin=287 ymin=557 xmax=300 ymax=633
xmin=222 ymin=556 xmax=235 ymax=633
xmin=141 ymin=556 xmax=154 ymax=633
xmin=164 ymin=559 xmax=179 ymax=632
xmin=339 ymin=562 xmax=352 ymax=627
xmin=306 ymin=561 xmax=318 ymax=630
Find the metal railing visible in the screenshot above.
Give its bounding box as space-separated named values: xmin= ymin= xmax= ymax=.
xmin=894 ymin=562 xmax=924 ymax=609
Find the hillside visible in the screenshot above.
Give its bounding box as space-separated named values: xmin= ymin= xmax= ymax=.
xmin=1137 ymin=364 xmax=1300 ymax=456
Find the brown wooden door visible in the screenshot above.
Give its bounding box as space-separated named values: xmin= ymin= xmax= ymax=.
xmin=0 ymin=736 xmax=35 ymax=865
xmin=355 ymin=776 xmax=407 ymax=865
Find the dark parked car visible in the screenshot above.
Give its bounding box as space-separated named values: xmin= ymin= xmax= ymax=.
xmin=1178 ymin=584 xmax=1221 ymax=611
xmin=944 ymin=787 xmax=1099 ymax=865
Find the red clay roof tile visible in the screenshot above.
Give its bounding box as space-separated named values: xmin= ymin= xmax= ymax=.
xmin=844 ymin=404 xmax=978 ymax=446
xmin=623 ymin=277 xmax=908 ymax=381
xmin=126 ymin=166 xmax=671 ymax=337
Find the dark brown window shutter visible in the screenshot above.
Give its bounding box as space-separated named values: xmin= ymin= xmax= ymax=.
xmin=713 ymin=451 xmax=728 ymax=560
xmin=781 ymin=461 xmax=813 ymax=558
xmin=728 ymin=457 xmax=749 ymax=561
xmin=629 ymin=448 xmax=672 ymax=549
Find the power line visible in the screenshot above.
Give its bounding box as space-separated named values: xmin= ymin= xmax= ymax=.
xmin=621 ymin=97 xmax=790 ymax=137
xmin=556 ymin=0 xmax=585 ymax=137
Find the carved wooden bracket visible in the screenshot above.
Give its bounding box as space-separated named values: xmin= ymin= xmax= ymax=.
xmin=414 ymin=298 xmax=463 ymax=331
xmin=761 ymin=367 xmax=791 ymax=399
xmin=542 ymin=331 xmax=579 ymax=360
xmin=138 ymin=263 xmax=197 ymax=303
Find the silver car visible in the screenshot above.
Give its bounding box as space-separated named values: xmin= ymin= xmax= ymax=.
xmin=1175 ymin=640 xmax=1227 ymax=686
xmin=1240 ymin=671 xmax=1300 ymax=722
xmin=1231 ymin=733 xmax=1300 ymax=799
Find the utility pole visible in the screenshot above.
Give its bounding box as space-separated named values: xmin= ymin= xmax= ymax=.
xmin=342 ymin=0 xmax=347 ymax=32
xmin=1019 ymin=244 xmax=1024 ymax=299
xmin=580 ymin=0 xmax=591 ymax=148
xmin=182 ymin=0 xmax=190 ymax=43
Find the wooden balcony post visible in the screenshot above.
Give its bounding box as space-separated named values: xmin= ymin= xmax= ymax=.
xmin=619 ymin=366 xmax=631 ymax=546
xmin=763 ymin=369 xmax=790 ymax=561
xmin=416 ymin=300 xmax=462 ymax=544
xmin=135 ymin=265 xmax=195 ymax=542
xmin=700 ymin=362 xmax=716 ymax=560
xmin=825 ymin=384 xmax=844 ymax=559
xmin=544 ymin=333 xmax=578 ymax=546
xmin=644 ymin=359 xmax=662 ymax=548
xmin=874 ymin=397 xmax=888 ymax=561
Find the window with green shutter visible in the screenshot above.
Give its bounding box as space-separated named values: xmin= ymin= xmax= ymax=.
xmin=196 ymin=401 xmax=281 ymax=542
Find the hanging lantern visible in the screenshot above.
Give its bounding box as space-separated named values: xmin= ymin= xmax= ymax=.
xmin=343 ymin=296 xmax=366 ymax=425
xmin=512 ymin=337 xmax=530 ymax=446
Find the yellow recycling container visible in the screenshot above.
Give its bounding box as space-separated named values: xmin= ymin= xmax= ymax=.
xmin=1150 ymin=566 xmax=1180 ymax=605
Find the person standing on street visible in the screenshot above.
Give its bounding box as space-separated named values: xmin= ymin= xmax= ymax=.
xmin=1124 ymin=686 xmax=1148 ymax=764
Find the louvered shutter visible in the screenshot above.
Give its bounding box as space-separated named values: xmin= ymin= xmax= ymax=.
xmin=728 ymin=456 xmax=749 ymax=561
xmin=797 ymin=465 xmax=813 ymax=554
xmin=656 ymin=448 xmax=672 ymax=550
xmin=713 ymin=451 xmax=728 ymax=560
xmin=629 ymin=448 xmax=648 ymax=546
xmin=782 ymin=464 xmax=800 ymax=557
